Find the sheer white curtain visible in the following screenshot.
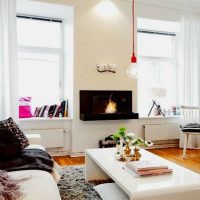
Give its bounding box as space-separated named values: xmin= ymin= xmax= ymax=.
xmin=178 ymin=17 xmax=200 ymax=148
xmin=0 ymin=0 xmax=18 ymax=121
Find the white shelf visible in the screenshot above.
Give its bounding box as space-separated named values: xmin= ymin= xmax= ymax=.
xmin=19 ymin=117 xmax=73 ymax=122
xmin=139 ymin=115 xmax=181 ymax=120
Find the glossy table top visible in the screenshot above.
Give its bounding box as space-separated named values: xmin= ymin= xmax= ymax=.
xmin=86 ymin=148 xmax=200 ymax=199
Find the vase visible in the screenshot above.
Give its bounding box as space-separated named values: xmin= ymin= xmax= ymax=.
xmin=124 ymin=144 xmax=131 ymax=157
xmin=116 ymin=144 xmax=120 ymax=153
xmin=132 ymin=147 xmax=141 ymax=161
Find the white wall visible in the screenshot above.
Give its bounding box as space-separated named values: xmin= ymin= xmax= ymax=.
xmin=22 ymin=0 xmax=199 ymax=153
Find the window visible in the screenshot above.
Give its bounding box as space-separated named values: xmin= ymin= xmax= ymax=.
xmin=137 ymin=19 xmax=179 ymax=116
xmin=17 ymin=16 xmax=63 ymax=110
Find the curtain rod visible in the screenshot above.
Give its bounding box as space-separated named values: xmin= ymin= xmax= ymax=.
xmin=137 ymin=29 xmax=176 ymax=36
xmin=17 ymin=14 xmax=62 ymax=23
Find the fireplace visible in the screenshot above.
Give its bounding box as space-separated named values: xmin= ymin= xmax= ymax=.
xmin=80 ymin=90 xmax=139 ymax=121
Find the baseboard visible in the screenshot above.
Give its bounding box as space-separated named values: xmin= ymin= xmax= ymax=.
xmin=148 ymin=144 xmax=179 ymax=149
xmin=46 ymin=147 xmax=70 ymax=156
xmin=69 ymin=152 xmax=85 ymax=157
xmin=149 ymin=139 xmax=179 ymax=149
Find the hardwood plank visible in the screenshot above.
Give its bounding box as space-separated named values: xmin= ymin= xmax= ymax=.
xmin=148 ymin=148 xmax=200 ymax=174
xmin=53 ymin=156 xmax=85 ymax=166
xmin=53 ymin=148 xmax=200 ymax=174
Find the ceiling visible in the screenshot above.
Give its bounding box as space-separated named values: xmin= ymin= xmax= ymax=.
xmin=133 ymin=0 xmax=200 ymax=13
xmin=162 ymin=0 xmax=200 ymax=7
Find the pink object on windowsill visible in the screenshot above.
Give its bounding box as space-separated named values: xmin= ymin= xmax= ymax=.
xmin=19 ymin=97 xmax=33 ymax=118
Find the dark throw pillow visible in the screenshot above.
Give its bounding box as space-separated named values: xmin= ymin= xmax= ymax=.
xmin=0 ymin=128 xmax=22 ymax=160
xmin=0 ymin=117 xmax=29 ymax=150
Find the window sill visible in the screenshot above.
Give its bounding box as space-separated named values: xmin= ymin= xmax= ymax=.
xmin=139 ymin=115 xmax=181 ymax=120
xmin=19 ymin=117 xmax=73 ymax=122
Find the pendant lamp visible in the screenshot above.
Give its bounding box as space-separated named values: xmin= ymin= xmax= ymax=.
xmin=127 ymin=0 xmax=137 ymax=78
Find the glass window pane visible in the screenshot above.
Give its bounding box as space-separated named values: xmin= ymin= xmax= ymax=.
xmin=138 ymin=59 xmax=177 ymax=116
xmin=17 ymin=18 xmax=61 ymax=48
xmin=18 ymin=52 xmax=60 ymax=111
xmin=137 ymin=33 xmax=174 ymax=58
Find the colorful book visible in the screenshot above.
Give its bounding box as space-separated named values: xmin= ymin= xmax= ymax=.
xmin=55 ymin=105 xmax=62 ymax=117
xmin=60 ymin=100 xmax=66 ymax=117
xmin=123 ymin=165 xmax=172 ymax=177
xmin=35 ymin=107 xmax=42 ymax=117
xmin=39 ymin=105 xmax=47 ymax=117
xmin=43 ymin=106 xmax=49 ymax=118
xmin=48 ymin=104 xmax=57 ymax=117
xmin=53 ymin=105 xmax=60 ymax=117
xmin=135 ymin=168 xmax=172 ymax=176
xmin=64 ymin=99 xmax=68 ymax=117
xmin=126 ymin=160 xmax=168 ymax=172
xmin=34 ymin=107 xmax=39 ymax=117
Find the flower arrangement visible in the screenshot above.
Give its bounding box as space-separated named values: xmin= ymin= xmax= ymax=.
xmin=112 ymin=127 xmax=153 ymax=160
xmin=112 ymin=127 xmax=153 ymax=148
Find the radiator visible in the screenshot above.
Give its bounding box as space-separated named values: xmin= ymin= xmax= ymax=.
xmin=24 ymin=129 xmax=64 ymax=148
xmin=144 ymin=124 xmax=180 ymax=148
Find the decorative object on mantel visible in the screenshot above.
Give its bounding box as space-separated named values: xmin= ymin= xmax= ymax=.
xmin=148 ymin=87 xmax=167 ymax=117
xmin=112 ymin=127 xmax=153 ymax=161
xmin=127 ymin=0 xmax=137 ymax=79
xmin=96 ymin=64 xmax=117 ymax=73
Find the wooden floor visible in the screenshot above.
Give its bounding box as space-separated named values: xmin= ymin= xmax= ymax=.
xmin=53 ymin=148 xmax=200 ymax=174
xmin=53 ymin=156 xmax=85 ymax=166
xmin=148 ymin=148 xmax=200 ymax=174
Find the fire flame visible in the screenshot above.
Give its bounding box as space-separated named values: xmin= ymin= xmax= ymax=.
xmin=105 ymin=99 xmax=117 ymax=113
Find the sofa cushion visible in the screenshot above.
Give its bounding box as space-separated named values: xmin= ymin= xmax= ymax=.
xmin=0 ymin=170 xmax=22 ymax=200
xmin=180 ymin=123 xmax=200 ymax=132
xmin=8 ymin=170 xmax=61 ymax=200
xmin=0 ymin=127 xmax=21 ymax=160
xmin=0 ymin=117 xmax=29 ymax=149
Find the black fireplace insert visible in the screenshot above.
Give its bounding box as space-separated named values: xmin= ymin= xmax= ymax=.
xmin=80 ymin=90 xmax=139 ymax=121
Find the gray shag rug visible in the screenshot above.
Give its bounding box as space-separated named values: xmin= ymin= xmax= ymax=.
xmin=57 ymin=166 xmax=102 ymax=200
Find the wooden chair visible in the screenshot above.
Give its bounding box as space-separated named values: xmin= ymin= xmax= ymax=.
xmin=180 ymin=105 xmax=200 ymax=158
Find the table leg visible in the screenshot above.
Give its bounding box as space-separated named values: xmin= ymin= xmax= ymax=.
xmin=85 ymin=153 xmax=110 ymax=181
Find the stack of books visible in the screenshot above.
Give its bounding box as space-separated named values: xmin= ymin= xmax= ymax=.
xmin=125 ymin=160 xmax=172 ymax=176
xmin=34 ymin=99 xmax=68 ymax=118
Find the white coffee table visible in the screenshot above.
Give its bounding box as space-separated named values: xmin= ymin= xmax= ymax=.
xmin=85 ymin=148 xmax=200 ymax=200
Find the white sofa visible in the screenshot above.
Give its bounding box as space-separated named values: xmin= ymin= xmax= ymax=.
xmin=8 ymin=134 xmax=61 ymax=200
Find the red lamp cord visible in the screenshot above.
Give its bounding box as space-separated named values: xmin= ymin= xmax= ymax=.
xmin=131 ymin=0 xmax=137 ymax=63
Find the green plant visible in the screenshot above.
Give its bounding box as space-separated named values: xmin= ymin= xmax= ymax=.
xmin=112 ymin=127 xmax=134 ymax=145
xmin=111 ymin=127 xmax=126 ymax=144
xmin=111 ymin=134 xmax=121 ymax=145
xmin=112 ymin=127 xmax=153 ymax=147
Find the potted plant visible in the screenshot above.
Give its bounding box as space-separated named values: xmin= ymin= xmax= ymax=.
xmin=111 ymin=132 xmax=121 ymax=153
xmin=112 ymin=127 xmax=135 ymax=156
xmin=112 ymin=127 xmax=153 ymax=159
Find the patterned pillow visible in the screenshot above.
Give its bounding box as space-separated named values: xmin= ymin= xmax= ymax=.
xmin=0 ymin=127 xmax=22 ymax=160
xmin=0 ymin=118 xmax=29 ymax=149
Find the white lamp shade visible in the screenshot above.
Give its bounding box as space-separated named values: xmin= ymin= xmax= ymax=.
xmin=127 ymin=62 xmax=137 ymax=78
xmin=150 ymin=87 xmax=167 ymax=98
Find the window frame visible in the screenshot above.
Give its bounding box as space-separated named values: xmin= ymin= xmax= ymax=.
xmin=17 ymin=15 xmax=64 ymax=103
xmin=137 ymin=29 xmax=178 ymax=116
